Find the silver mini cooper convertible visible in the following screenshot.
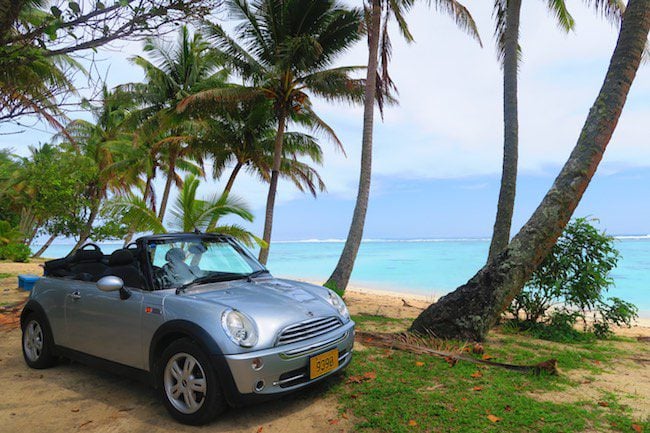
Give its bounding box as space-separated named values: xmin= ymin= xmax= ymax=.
xmin=21 ymin=233 xmax=354 ymax=424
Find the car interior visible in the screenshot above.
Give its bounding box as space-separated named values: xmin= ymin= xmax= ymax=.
xmin=43 ymin=243 xmax=146 ymax=289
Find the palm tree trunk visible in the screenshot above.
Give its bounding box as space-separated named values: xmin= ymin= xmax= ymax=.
xmin=32 ymin=233 xmax=56 ymax=258
xmin=488 ymin=0 xmax=522 ymax=261
xmin=70 ymin=202 xmax=100 ymax=254
xmin=158 ymin=160 xmax=175 ymax=223
xmin=258 ymin=113 xmax=287 ymax=265
xmin=410 ymin=0 xmax=650 ymax=341
xmin=223 ymin=161 xmax=243 ymax=196
xmin=123 ymin=230 xmax=135 ymax=247
xmin=144 ymin=172 xmax=156 ymax=213
xmin=324 ymin=0 xmax=382 ymax=292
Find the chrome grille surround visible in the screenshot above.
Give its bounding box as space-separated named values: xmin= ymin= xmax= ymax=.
xmin=276 ymin=316 xmax=343 ymax=346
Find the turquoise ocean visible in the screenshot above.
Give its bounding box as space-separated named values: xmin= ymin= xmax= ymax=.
xmin=32 ymin=237 xmax=650 ymax=316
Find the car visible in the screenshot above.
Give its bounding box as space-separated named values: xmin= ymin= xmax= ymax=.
xmin=20 ymin=232 xmax=354 ymax=425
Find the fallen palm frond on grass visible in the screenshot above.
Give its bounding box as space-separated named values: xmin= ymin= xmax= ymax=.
xmin=355 ymin=331 xmax=558 ymax=375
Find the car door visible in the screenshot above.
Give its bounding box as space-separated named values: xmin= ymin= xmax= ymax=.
xmin=64 ymin=281 xmax=144 ymax=369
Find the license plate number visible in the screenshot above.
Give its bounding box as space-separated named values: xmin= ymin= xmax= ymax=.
xmin=309 ymin=348 xmax=339 ymax=379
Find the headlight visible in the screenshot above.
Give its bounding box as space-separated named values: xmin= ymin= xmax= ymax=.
xmin=221 ymin=309 xmax=258 ymax=347
xmin=327 ymin=290 xmax=350 ymax=320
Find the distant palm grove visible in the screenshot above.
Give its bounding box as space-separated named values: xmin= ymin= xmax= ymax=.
xmin=1 ymin=0 xmax=648 ymax=339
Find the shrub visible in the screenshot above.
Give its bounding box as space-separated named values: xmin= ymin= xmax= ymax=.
xmin=0 ymin=242 xmax=31 ymax=262
xmin=508 ymin=217 xmax=637 ymax=341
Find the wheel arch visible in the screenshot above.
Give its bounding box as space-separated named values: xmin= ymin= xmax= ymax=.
xmin=20 ymin=300 xmax=53 ymax=333
xmin=149 ymin=320 xmax=224 ymax=375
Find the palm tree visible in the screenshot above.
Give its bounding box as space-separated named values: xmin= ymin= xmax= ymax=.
xmin=411 ymin=0 xmax=649 ymax=340
xmin=487 ymin=0 xmax=624 ymax=261
xmin=179 ymin=0 xmax=366 ymax=264
xmin=108 ymin=174 xmax=263 ymax=247
xmin=200 ymin=99 xmax=326 ymax=197
xmin=325 ymin=0 xmax=481 ymax=293
xmin=125 ymin=25 xmax=227 ymax=222
xmin=56 ymin=87 xmax=134 ymax=250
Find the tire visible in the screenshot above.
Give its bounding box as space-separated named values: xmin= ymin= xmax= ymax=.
xmin=21 ymin=312 xmax=56 ymax=369
xmin=158 ymin=338 xmax=225 ymax=425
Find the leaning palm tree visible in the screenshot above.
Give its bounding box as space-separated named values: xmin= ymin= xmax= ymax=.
xmin=325 ymin=0 xmax=481 ymax=293
xmin=124 ymin=25 xmax=227 ymax=222
xmin=107 ymin=174 xmax=263 ymax=247
xmin=411 ymin=0 xmax=649 ymax=339
xmin=179 ymin=0 xmax=366 ymax=264
xmin=487 ymin=0 xmax=624 ymax=261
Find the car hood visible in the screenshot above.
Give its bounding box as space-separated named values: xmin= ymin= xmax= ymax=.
xmin=178 ymin=277 xmax=345 ymax=347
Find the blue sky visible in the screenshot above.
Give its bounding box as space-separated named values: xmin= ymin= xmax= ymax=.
xmin=1 ymin=0 xmax=648 ymax=241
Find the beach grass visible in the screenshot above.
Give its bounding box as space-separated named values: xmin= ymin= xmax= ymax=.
xmin=329 ymin=313 xmax=649 ymax=433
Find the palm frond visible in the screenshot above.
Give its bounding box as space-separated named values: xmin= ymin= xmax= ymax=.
xmin=105 ymin=194 xmax=167 ymax=234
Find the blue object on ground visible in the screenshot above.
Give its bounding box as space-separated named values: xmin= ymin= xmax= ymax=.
xmin=18 ymin=274 xmax=40 ymax=291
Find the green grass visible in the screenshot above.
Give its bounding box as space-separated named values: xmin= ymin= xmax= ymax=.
xmin=0 ymin=272 xmax=15 ymax=279
xmin=327 ymin=314 xmax=649 ymax=433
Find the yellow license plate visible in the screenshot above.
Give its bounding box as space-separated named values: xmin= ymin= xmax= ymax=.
xmin=309 ymin=348 xmax=339 ymax=379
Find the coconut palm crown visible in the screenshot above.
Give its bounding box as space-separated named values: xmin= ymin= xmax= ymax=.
xmin=179 ymin=0 xmax=366 ymax=264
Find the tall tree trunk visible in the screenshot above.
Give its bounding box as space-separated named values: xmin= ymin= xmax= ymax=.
xmin=158 ymin=160 xmax=175 ymax=223
xmin=258 ymin=113 xmax=287 ymax=265
xmin=223 ymin=161 xmax=243 ymax=196
xmin=324 ymin=0 xmax=381 ymax=292
xmin=123 ymin=230 xmax=135 ymax=247
xmin=144 ymin=171 xmax=156 ymax=213
xmin=488 ymin=0 xmax=522 ymax=261
xmin=32 ymin=233 xmax=56 ymax=258
xmin=410 ymin=0 xmax=650 ymax=341
xmin=70 ymin=201 xmax=100 ymax=253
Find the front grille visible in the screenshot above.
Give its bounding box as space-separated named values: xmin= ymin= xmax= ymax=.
xmin=276 ymin=316 xmax=342 ymax=346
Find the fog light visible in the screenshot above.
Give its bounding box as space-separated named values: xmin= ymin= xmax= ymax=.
xmin=251 ymin=357 xmax=263 ymax=371
xmin=254 ymin=380 xmax=265 ymax=392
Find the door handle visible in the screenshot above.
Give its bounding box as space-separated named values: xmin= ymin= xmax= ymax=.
xmin=69 ymin=290 xmax=81 ymax=300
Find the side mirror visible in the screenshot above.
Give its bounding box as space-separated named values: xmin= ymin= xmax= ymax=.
xmin=97 ymin=276 xmax=124 ymax=292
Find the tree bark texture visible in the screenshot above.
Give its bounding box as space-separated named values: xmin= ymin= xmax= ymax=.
xmin=488 ymin=0 xmax=522 ymax=261
xmin=258 ymin=113 xmax=287 ymax=265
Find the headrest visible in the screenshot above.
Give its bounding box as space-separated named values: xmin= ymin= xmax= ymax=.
xmin=73 ymin=248 xmax=103 ymax=262
xmin=109 ymin=249 xmax=134 ymax=266
xmin=188 ymin=243 xmax=207 ymax=255
xmin=165 ymin=247 xmax=186 ymax=262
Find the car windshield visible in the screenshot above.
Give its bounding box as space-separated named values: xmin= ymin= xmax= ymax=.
xmin=146 ymin=236 xmax=265 ymax=290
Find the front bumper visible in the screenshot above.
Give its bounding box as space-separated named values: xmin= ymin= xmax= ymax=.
xmin=222 ymin=320 xmax=355 ymax=396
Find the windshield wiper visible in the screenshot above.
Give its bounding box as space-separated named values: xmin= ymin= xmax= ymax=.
xmin=175 ymin=272 xmax=245 ymax=294
xmin=245 ymin=269 xmax=270 ymax=282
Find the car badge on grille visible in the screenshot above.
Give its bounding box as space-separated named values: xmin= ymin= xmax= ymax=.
xmin=306 ymin=311 xmax=314 ymax=317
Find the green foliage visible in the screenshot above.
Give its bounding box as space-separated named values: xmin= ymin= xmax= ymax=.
xmin=106 ymin=174 xmax=264 ymax=247
xmin=0 ymin=242 xmax=31 ymax=262
xmin=16 ymin=144 xmax=99 ymax=239
xmin=0 ymin=220 xmax=24 ymax=245
xmin=509 ymin=218 xmax=637 ymax=341
xmin=1 ymin=0 xmax=219 ymax=129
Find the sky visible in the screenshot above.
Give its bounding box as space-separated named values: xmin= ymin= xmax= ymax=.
xmin=1 ymin=0 xmax=649 ymax=241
